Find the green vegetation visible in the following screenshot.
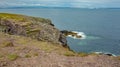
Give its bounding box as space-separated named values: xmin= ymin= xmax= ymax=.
xmin=33 ymin=53 xmax=39 ymax=56
xmin=78 ymin=52 xmax=89 ymax=57
xmin=25 ymin=54 xmax=31 ymax=58
xmin=0 ymin=13 xmax=51 ymax=25
xmin=0 ymin=13 xmax=28 ymax=22
xmin=0 ymin=13 xmax=94 ymax=57
xmin=1 ymin=41 xmax=14 ymax=47
xmin=25 ymin=52 xmax=39 ymax=58
xmin=64 ymin=51 xmax=89 ymax=57
xmin=0 ymin=32 xmax=90 ymax=57
xmin=7 ymin=54 xmax=18 ymax=61
xmin=0 ymin=54 xmax=3 ymax=59
xmin=64 ymin=51 xmax=76 ymax=56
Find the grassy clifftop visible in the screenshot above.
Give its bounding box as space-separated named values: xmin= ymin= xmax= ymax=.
xmin=0 ymin=13 xmax=51 ymax=24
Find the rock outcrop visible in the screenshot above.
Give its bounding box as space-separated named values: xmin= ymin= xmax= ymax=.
xmin=61 ymin=30 xmax=82 ymax=38
xmin=0 ymin=13 xmax=67 ymax=47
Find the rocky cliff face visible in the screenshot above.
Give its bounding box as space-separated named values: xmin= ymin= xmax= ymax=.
xmin=0 ymin=13 xmax=67 ymax=47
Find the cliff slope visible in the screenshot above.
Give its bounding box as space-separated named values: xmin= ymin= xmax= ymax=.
xmin=0 ymin=13 xmax=67 ymax=46
xmin=0 ymin=32 xmax=120 ymax=67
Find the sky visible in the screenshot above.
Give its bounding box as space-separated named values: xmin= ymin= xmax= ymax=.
xmin=0 ymin=0 xmax=120 ymax=8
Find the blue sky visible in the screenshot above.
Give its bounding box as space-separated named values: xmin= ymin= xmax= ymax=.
xmin=0 ymin=0 xmax=120 ymax=8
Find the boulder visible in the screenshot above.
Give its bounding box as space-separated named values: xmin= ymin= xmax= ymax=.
xmin=61 ymin=30 xmax=82 ymax=38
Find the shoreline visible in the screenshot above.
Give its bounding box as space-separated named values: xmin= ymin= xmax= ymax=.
xmin=62 ymin=30 xmax=120 ymax=57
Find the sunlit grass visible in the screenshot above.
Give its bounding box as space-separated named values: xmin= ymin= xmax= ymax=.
xmin=0 ymin=13 xmax=51 ymax=25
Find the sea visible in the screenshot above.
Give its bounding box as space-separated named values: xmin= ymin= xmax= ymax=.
xmin=0 ymin=8 xmax=120 ymax=55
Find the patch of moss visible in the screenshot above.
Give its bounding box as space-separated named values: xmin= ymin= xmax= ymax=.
xmin=0 ymin=13 xmax=49 ymax=24
xmin=1 ymin=41 xmax=14 ymax=47
xmin=24 ymin=52 xmax=39 ymax=58
xmin=33 ymin=53 xmax=39 ymax=57
xmin=25 ymin=54 xmax=31 ymax=58
xmin=7 ymin=54 xmax=18 ymax=61
xmin=0 ymin=54 xmax=3 ymax=59
xmin=39 ymin=43 xmax=57 ymax=53
xmin=64 ymin=51 xmax=76 ymax=56
xmin=26 ymin=28 xmax=40 ymax=34
xmin=78 ymin=52 xmax=89 ymax=57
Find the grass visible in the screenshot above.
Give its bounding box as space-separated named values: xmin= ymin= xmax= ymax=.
xmin=63 ymin=51 xmax=89 ymax=57
xmin=25 ymin=54 xmax=31 ymax=58
xmin=0 ymin=32 xmax=90 ymax=57
xmin=25 ymin=52 xmax=39 ymax=58
xmin=0 ymin=13 xmax=50 ymax=25
xmin=64 ymin=51 xmax=76 ymax=56
xmin=7 ymin=54 xmax=18 ymax=61
xmin=0 ymin=54 xmax=3 ymax=59
xmin=33 ymin=53 xmax=39 ymax=56
xmin=1 ymin=41 xmax=14 ymax=47
xmin=0 ymin=13 xmax=28 ymax=22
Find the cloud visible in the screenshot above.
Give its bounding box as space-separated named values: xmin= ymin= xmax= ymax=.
xmin=0 ymin=0 xmax=120 ymax=8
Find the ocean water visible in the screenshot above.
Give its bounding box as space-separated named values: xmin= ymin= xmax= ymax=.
xmin=0 ymin=8 xmax=120 ymax=55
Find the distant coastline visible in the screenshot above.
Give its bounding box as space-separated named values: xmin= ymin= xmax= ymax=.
xmin=0 ymin=6 xmax=120 ymax=9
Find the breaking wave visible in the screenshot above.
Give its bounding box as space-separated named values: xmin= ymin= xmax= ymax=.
xmin=67 ymin=31 xmax=86 ymax=39
xmin=67 ymin=31 xmax=102 ymax=40
xmin=93 ymin=51 xmax=117 ymax=57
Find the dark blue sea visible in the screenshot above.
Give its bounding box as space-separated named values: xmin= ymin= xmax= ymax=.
xmin=0 ymin=8 xmax=120 ymax=55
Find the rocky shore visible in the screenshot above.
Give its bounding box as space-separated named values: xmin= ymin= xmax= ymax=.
xmin=61 ymin=30 xmax=86 ymax=39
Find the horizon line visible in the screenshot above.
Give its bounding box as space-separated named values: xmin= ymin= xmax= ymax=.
xmin=0 ymin=6 xmax=120 ymax=9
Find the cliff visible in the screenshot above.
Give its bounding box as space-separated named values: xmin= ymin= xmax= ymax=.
xmin=0 ymin=13 xmax=67 ymax=47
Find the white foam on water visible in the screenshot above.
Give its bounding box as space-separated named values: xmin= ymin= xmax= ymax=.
xmin=94 ymin=51 xmax=117 ymax=57
xmin=67 ymin=31 xmax=86 ymax=39
xmin=67 ymin=31 xmax=102 ymax=40
xmin=72 ymin=31 xmax=86 ymax=39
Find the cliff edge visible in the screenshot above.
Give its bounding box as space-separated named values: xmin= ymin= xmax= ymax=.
xmin=0 ymin=13 xmax=67 ymax=47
